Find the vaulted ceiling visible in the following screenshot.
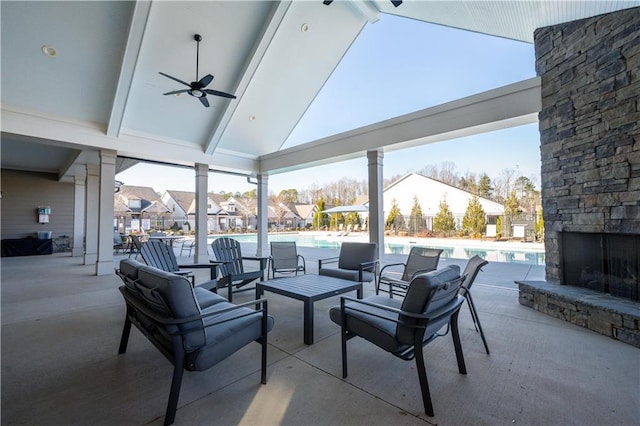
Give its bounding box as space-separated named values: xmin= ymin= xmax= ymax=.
xmin=2 ymin=1 xmax=638 ymax=182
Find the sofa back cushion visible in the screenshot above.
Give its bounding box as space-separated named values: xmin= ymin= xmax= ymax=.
xmin=136 ymin=266 xmax=205 ymax=351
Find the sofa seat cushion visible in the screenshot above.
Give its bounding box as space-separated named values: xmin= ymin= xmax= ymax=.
xmin=189 ymin=302 xmax=275 ymax=371
xmin=319 ymin=267 xmax=375 ymax=283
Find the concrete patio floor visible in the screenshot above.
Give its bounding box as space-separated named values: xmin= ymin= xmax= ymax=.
xmin=2 ymin=246 xmax=638 ymax=425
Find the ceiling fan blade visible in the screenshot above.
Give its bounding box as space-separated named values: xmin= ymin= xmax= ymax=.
xmin=159 ymin=72 xmax=191 ymax=87
xmin=204 ymin=89 xmax=237 ymax=99
xmin=163 ymin=89 xmax=190 ymax=96
xmin=199 ymin=95 xmax=210 ymax=107
xmin=198 ymin=74 xmax=214 ymax=88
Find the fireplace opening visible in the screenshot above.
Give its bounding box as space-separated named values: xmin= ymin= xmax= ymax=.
xmin=561 ymin=232 xmax=639 ymax=302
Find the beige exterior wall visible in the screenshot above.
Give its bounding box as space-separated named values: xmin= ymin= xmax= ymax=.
xmin=1 ymin=169 xmax=74 ymax=240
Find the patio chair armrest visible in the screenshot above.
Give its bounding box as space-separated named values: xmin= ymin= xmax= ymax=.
xmin=358 ymin=259 xmax=379 ymax=272
xmin=178 ymin=262 xmax=221 ymax=280
xmin=120 ymin=286 xmax=268 ymax=331
xmin=379 ymin=262 xmax=406 ymax=277
xmin=243 ymin=256 xmax=269 ymax=270
xmin=318 ymin=256 xmax=339 ymax=269
xmin=339 ymin=295 xmax=429 ymax=329
xmin=297 ymin=254 xmax=306 ymax=266
xmin=408 ymin=267 xmax=437 ymax=280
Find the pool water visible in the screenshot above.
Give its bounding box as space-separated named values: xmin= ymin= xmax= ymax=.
xmin=209 ymin=233 xmax=546 ymax=265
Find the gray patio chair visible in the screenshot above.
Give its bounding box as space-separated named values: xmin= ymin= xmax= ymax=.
xmin=113 ymin=231 xmax=125 ymax=253
xmin=180 ymin=239 xmax=196 ymax=256
xmin=141 ymin=239 xmax=219 ymax=290
xmin=268 ymin=241 xmax=306 ymax=279
xmin=128 ymin=234 xmax=147 ymax=259
xmin=329 ymin=265 xmax=466 ymax=417
xmin=318 ymin=242 xmax=378 ymax=286
xmin=210 ymin=237 xmax=267 ymax=302
xmin=377 ymin=247 xmax=443 ymax=297
xmin=116 ymin=259 xmax=274 ymax=426
xmin=459 ymin=255 xmax=490 ymax=354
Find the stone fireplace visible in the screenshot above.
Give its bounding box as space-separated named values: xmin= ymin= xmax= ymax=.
xmin=518 ymin=7 xmax=639 ymax=347
xmin=561 ymin=232 xmax=638 ymax=301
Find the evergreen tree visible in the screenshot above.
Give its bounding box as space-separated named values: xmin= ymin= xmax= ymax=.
xmin=313 ymin=198 xmax=328 ymax=230
xmin=478 ymin=173 xmax=493 ymax=198
xmin=385 ymin=198 xmax=404 ymax=233
xmin=461 ymin=196 xmax=486 ymax=237
xmin=433 ymin=198 xmax=456 ymax=235
xmin=409 ymin=195 xmax=424 ymax=235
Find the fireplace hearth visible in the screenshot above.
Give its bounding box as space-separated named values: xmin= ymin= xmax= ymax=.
xmin=561 ymin=232 xmax=639 ymax=302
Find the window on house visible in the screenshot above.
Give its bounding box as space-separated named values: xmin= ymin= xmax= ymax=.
xmin=129 ymin=199 xmax=141 ymax=209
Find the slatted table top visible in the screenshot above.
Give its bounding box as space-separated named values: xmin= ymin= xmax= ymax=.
xmin=257 ymin=274 xmax=362 ymax=302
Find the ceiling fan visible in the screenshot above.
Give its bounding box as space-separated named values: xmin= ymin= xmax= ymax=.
xmin=159 ymin=34 xmax=236 ymax=108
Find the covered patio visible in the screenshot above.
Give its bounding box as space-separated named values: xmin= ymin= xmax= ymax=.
xmin=2 ymin=248 xmax=637 ymax=425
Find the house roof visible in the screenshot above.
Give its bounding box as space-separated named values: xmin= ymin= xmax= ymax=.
xmin=2 ymin=1 xmax=636 ymax=183
xmin=164 ymin=190 xmax=196 ymax=214
xmin=383 ymin=172 xmax=505 ymax=215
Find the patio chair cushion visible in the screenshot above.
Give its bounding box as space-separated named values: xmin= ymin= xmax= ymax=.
xmin=320 ymin=267 xmax=376 ymax=283
xmin=398 ymin=265 xmax=461 ymax=344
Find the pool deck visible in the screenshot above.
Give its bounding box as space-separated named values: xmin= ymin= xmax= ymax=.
xmin=3 ymin=246 xmax=636 ymax=426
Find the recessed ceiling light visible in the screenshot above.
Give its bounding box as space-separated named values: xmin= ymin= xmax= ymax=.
xmin=41 ymin=45 xmax=58 ymax=57
xmin=301 ymin=23 xmax=309 ymax=33
xmin=249 ymin=115 xmax=256 ymax=121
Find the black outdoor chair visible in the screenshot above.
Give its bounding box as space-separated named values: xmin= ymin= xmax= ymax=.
xmin=113 ymin=231 xmax=125 ymax=254
xmin=377 ymin=247 xmax=443 ymax=297
xmin=180 ymin=239 xmax=196 ymax=257
xmin=318 ymin=242 xmax=378 ymax=286
xmin=140 ymin=239 xmax=218 ymax=290
xmin=329 ymin=265 xmax=467 ymax=417
xmin=127 ymin=234 xmax=144 ymax=259
xmin=116 ymin=259 xmax=274 ymax=426
xmin=210 ymin=237 xmax=267 ymax=302
xmin=268 ymin=241 xmax=306 ymax=279
xmin=459 ymin=255 xmax=490 ymax=354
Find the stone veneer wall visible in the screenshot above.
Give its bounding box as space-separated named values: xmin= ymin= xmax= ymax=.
xmin=535 ymin=7 xmax=640 ymax=284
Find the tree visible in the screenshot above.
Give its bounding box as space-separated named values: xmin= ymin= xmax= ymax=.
xmin=385 ymin=198 xmax=404 ymax=234
xmin=345 ymin=211 xmax=361 ymax=227
xmin=242 ymin=188 xmax=257 ymax=199
xmin=502 ymin=190 xmax=521 ymax=237
xmin=459 ymin=172 xmax=478 ymax=195
xmin=461 ymin=196 xmax=486 ymax=237
xmin=408 ymin=195 xmax=424 ymax=235
xmin=478 ymin=173 xmax=493 ymax=198
xmin=313 ymin=198 xmax=328 ymax=230
xmin=433 ymin=198 xmax=456 ymax=235
xmin=278 ymin=188 xmax=299 ymax=204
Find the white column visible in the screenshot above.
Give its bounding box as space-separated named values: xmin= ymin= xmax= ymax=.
xmin=367 ymin=150 xmax=384 ymax=262
xmin=84 ymin=164 xmax=99 ymax=265
xmin=194 ymin=163 xmax=209 ymax=264
xmin=96 ymin=150 xmax=117 ymax=275
xmin=256 ymin=174 xmax=269 ymax=257
xmin=72 ymin=171 xmax=86 ymax=257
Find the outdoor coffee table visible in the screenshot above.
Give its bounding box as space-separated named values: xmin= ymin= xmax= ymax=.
xmin=256 ymin=274 xmax=363 ymax=345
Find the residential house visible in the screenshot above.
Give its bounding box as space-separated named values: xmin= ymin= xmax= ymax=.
xmin=114 ymin=185 xmax=171 ymax=233
xmin=378 ymin=173 xmax=505 ymax=235
xmin=290 ymin=204 xmax=317 ymax=229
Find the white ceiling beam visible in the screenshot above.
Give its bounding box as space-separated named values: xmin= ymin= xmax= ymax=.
xmin=1 ymin=108 xmax=258 ymax=174
xmin=203 ymin=1 xmax=293 ymax=155
xmin=348 ymin=1 xmax=380 ymax=23
xmin=106 ymin=1 xmax=153 ymax=137
xmin=259 ymin=77 xmax=542 ymax=174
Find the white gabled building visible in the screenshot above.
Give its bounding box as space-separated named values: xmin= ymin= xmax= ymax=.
xmin=381 ymin=173 xmax=504 ymax=231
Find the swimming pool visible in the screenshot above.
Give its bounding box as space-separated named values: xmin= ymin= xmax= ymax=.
xmin=208 ymin=233 xmax=546 ymax=265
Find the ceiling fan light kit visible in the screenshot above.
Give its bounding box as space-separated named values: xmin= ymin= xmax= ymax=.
xmin=159 ymin=34 xmax=236 ymax=107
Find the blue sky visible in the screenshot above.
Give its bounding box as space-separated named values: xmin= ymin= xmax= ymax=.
xmin=117 ymin=13 xmax=540 ymax=194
